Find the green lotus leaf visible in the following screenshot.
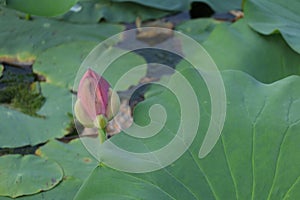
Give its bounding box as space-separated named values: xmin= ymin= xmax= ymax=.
xmin=202 ymin=19 xmax=300 ymax=83
xmin=0 ymin=7 xmax=123 ymax=64
xmin=176 ymin=18 xmax=221 ymax=43
xmin=244 ymin=0 xmax=300 ymax=54
xmin=58 ymin=0 xmax=171 ymax=23
xmin=74 ymin=69 xmax=300 ymax=199
xmin=39 ymin=139 xmax=98 ymax=181
xmin=0 ymin=83 xmax=71 ymax=147
xmin=5 ymin=0 xmax=79 ymax=16
xmin=178 ymin=18 xmax=300 ymax=84
xmin=0 ymin=139 xmax=97 ymax=199
xmin=33 ymin=41 xmax=96 ymax=89
xmin=111 ymin=0 xmax=189 ymax=11
xmin=34 ymin=42 xmax=147 ymax=90
xmin=0 ymin=155 xmax=63 ymax=198
xmin=113 ymin=0 xmax=242 ymax=12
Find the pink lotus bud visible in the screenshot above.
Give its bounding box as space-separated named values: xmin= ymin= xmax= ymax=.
xmin=74 ymin=69 xmax=120 ymax=129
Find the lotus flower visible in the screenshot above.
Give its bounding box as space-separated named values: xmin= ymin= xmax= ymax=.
xmin=74 ymin=69 xmax=120 ymax=129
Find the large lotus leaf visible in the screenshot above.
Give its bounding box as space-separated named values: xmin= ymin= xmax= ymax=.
xmin=0 ymin=7 xmax=123 ymax=64
xmin=34 ymin=42 xmax=147 ymax=90
xmin=0 ymin=139 xmax=97 ymax=200
xmin=111 ymin=0 xmax=189 ymax=11
xmin=29 ymin=139 xmax=97 ymax=199
xmin=74 ymin=69 xmax=300 ymax=199
xmin=176 ymin=18 xmax=221 ymax=43
xmin=244 ymin=0 xmax=300 ymax=54
xmin=38 ymin=139 xmax=98 ymax=181
xmin=5 ymin=0 xmax=78 ymax=16
xmin=0 ymin=179 xmax=83 ymax=200
xmin=59 ymin=0 xmax=170 ymax=23
xmin=0 ymin=83 xmax=71 ymax=147
xmin=0 ymin=155 xmax=63 ymax=198
xmin=113 ymin=0 xmax=242 ymax=12
xmin=33 ymin=41 xmax=96 ymax=89
xmin=202 ymin=19 xmax=300 ymax=83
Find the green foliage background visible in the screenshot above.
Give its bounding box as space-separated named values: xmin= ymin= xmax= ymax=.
xmin=0 ymin=0 xmax=300 ymax=199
